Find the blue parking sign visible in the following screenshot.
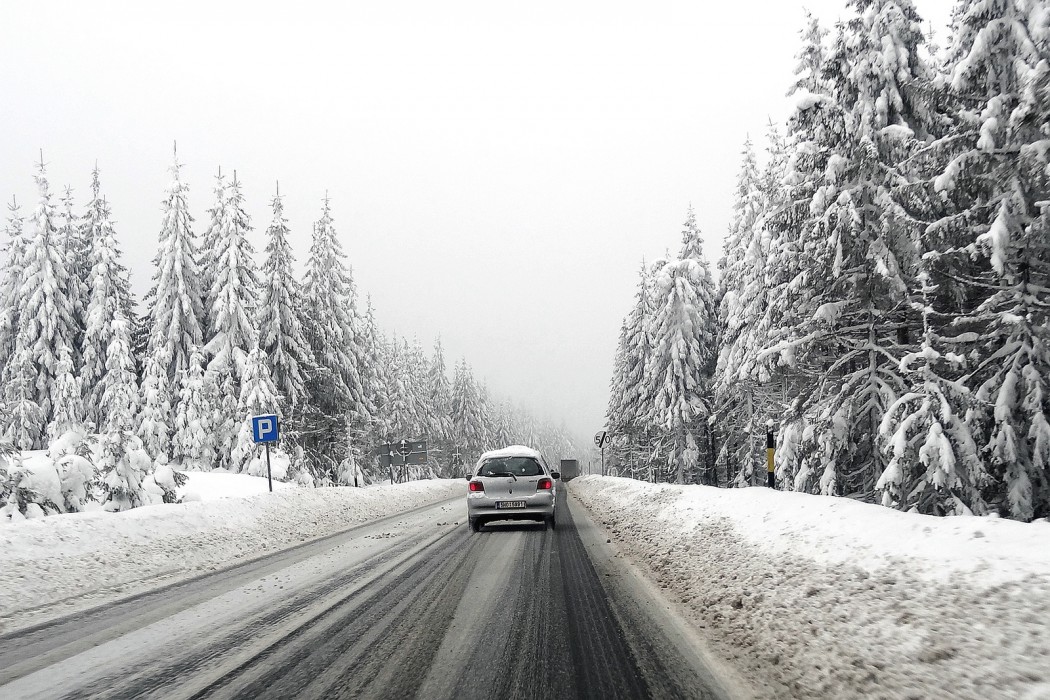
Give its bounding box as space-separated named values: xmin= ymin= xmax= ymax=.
xmin=251 ymin=414 xmax=280 ymax=443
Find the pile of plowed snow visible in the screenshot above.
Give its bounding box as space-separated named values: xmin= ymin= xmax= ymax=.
xmin=0 ymin=478 xmax=465 ymax=633
xmin=569 ymin=476 xmax=1050 ymax=700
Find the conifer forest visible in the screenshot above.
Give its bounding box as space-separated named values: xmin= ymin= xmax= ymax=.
xmin=0 ymin=156 xmax=579 ymax=516
xmin=604 ymin=0 xmax=1050 ymax=521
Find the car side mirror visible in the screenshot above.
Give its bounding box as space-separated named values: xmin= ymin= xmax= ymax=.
xmin=465 ymin=475 xmax=471 ymax=481
xmin=551 ymin=472 xmax=561 ymax=480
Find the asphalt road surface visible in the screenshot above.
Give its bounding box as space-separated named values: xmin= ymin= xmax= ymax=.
xmin=0 ymin=489 xmax=733 ymax=700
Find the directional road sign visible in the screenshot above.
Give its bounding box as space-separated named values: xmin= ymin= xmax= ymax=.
xmin=380 ymin=440 xmax=428 ymax=467
xmin=252 ymin=414 xmax=280 ymax=443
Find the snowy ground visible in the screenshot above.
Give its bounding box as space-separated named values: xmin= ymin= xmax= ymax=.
xmin=568 ymin=476 xmax=1050 ymax=700
xmin=0 ymin=477 xmax=466 ymax=634
xmin=177 ymin=469 xmax=298 ymax=501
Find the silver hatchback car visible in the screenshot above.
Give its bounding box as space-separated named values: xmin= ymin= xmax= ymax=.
xmin=467 ymin=446 xmax=560 ymax=532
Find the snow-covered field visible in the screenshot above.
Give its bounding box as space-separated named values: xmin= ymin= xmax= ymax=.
xmin=0 ymin=476 xmax=465 ymax=634
xmin=569 ymin=476 xmax=1050 ymax=700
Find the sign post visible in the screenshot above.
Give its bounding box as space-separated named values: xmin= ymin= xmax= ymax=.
xmin=379 ymin=439 xmax=428 ymax=484
xmin=594 ymin=430 xmax=609 ymax=477
xmin=251 ymin=414 xmax=280 ymax=492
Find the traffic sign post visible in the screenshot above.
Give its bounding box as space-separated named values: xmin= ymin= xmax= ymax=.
xmin=594 ymin=430 xmax=609 ymax=477
xmin=251 ymin=414 xmax=280 ymax=492
xmin=380 ymin=439 xmax=428 ymax=483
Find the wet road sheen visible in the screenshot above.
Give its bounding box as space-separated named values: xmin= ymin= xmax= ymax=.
xmin=0 ymin=491 xmax=728 ymax=700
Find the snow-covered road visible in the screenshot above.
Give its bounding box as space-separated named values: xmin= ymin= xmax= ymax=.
xmin=0 ymin=490 xmax=737 ymax=699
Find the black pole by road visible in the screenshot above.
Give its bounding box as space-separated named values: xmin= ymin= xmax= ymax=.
xmin=766 ymin=424 xmax=775 ymax=488
xmin=265 ymin=442 xmax=273 ymax=493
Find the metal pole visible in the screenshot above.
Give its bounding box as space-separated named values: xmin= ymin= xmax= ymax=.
xmin=601 ymin=445 xmax=605 ymax=476
xmin=265 ymin=442 xmax=273 ymax=493
xmin=766 ymin=422 xmax=775 ymax=488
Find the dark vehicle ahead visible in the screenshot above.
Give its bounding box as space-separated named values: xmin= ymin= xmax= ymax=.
xmin=466 ymin=446 xmax=560 ymax=532
xmin=559 ymin=459 xmax=580 ymax=481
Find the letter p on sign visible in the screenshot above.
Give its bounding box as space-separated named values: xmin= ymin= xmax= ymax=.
xmin=252 ymin=414 xmax=280 ymax=443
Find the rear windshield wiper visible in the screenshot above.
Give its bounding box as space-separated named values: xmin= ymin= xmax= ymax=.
xmin=489 ymin=471 xmax=518 ymax=481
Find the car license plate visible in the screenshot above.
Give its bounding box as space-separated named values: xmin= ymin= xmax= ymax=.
xmin=496 ymin=501 xmax=526 ymax=509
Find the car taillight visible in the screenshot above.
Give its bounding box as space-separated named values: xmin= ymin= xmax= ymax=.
xmin=469 ymin=481 xmax=485 ymax=492
xmin=538 ymin=478 xmax=553 ymax=490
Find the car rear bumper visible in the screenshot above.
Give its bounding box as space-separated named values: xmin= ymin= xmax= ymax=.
xmin=467 ymin=492 xmax=555 ymax=520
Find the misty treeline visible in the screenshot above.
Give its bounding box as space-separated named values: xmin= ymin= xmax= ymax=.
xmin=606 ymin=0 xmax=1050 ymax=521
xmin=0 ymin=156 xmax=579 ymax=518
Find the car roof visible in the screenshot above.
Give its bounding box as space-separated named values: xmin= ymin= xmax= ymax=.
xmin=476 ymin=445 xmax=545 ymax=466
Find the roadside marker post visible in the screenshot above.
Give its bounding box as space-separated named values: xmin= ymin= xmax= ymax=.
xmin=594 ymin=430 xmax=609 ymax=476
xmin=766 ymin=420 xmax=775 ymax=488
xmin=251 ymin=414 xmax=280 ymax=493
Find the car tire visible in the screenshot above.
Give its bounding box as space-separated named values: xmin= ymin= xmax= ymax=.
xmin=545 ymin=515 xmax=556 ymax=531
xmin=470 ymin=518 xmax=483 ymax=533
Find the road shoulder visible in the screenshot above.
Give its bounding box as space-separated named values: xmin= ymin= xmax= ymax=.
xmin=566 ymin=490 xmax=751 ymax=700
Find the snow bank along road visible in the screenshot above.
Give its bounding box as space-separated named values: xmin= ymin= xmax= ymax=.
xmin=0 ymin=488 xmax=737 ymax=699
xmin=570 ymin=476 xmax=1050 ymax=700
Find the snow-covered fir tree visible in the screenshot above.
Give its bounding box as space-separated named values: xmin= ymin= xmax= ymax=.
xmin=46 ymin=345 xmax=83 ymax=443
xmin=645 ymin=216 xmax=717 ymax=485
xmin=878 ymin=267 xmax=988 ymax=515
xmin=199 ymin=168 xmax=228 ymax=334
xmin=773 ymin=1 xmax=934 ymax=498
xmin=714 ymin=139 xmax=767 ymax=485
xmin=18 ymin=158 xmax=79 ymax=427
xmin=203 ymin=172 xmax=258 ymax=381
xmin=302 ymin=198 xmax=367 ymax=417
xmin=58 ymin=185 xmax=88 ymax=362
xmin=451 ymin=359 xmax=486 ymax=464
xmin=2 ymin=349 xmax=45 ymax=450
xmin=930 ymin=0 xmax=1050 ymax=520
xmin=146 ymin=154 xmax=205 ymax=384
xmin=428 ymin=336 xmax=454 ymax=449
xmin=257 ymin=185 xmax=313 ymax=408
xmin=171 ymin=346 xmax=216 ymax=468
xmin=97 ymin=312 xmax=151 ymax=511
xmin=212 ymin=363 xmax=240 ymax=471
xmin=136 ymin=354 xmax=171 ymax=460
xmin=0 ymin=196 xmax=26 ymax=378
xmin=81 ymin=170 xmax=134 ymax=428
xmin=234 ymin=348 xmax=281 ymax=473
xmin=606 ymin=262 xmax=656 ymax=479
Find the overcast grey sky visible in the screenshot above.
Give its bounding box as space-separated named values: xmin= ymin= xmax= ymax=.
xmin=0 ymin=0 xmax=953 ymax=444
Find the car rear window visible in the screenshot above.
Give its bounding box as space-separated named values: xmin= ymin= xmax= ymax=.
xmin=478 ymin=457 xmax=544 ymax=477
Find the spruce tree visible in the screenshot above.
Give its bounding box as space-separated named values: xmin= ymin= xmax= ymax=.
xmin=199 ymin=169 xmax=228 ymax=335
xmin=930 ymin=0 xmax=1050 ymax=519
xmin=20 ymin=157 xmax=78 ymax=426
xmin=204 ymin=172 xmax=258 ymax=381
xmin=0 ymin=197 xmax=26 ymax=378
xmin=146 ymin=154 xmax=205 ymax=384
xmin=714 ymin=140 xmax=766 ymax=484
xmin=97 ymin=312 xmax=150 ymax=511
xmin=428 ymin=336 xmax=454 ymax=448
xmin=233 ymin=348 xmax=281 ymax=473
xmin=46 ymin=345 xmax=83 ymax=443
xmin=2 ymin=349 xmax=45 ymax=449
xmin=645 ymin=241 xmax=717 ymax=484
xmin=777 ymin=2 xmax=933 ymax=497
xmin=212 ymin=363 xmax=240 ymax=471
xmin=171 ymin=347 xmax=216 ymax=468
xmin=59 ymin=185 xmax=88 ymax=363
xmin=257 ymin=185 xmax=314 ymax=408
xmin=451 ymin=360 xmax=486 ymax=463
xmin=81 ymin=171 xmax=134 ymax=428
xmin=136 ymin=355 xmax=171 ymax=460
